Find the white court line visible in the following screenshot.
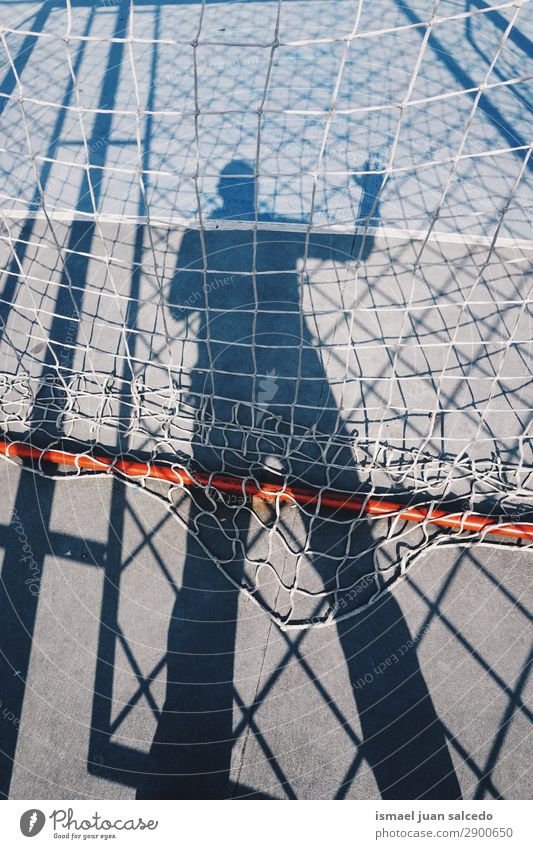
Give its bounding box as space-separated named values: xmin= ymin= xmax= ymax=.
xmin=2 ymin=209 xmax=533 ymax=251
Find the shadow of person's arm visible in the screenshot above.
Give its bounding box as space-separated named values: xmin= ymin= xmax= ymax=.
xmin=301 ymin=159 xmax=386 ymax=266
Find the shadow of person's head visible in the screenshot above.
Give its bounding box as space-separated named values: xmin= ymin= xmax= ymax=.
xmin=214 ymin=159 xmax=256 ymax=221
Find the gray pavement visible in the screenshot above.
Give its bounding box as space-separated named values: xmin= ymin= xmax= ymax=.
xmin=0 ymin=457 xmax=531 ymax=799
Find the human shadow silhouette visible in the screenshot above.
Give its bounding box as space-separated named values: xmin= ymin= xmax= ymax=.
xmin=137 ymin=161 xmax=460 ymax=800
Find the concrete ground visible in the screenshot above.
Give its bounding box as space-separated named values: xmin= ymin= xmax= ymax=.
xmin=0 ymin=456 xmax=531 ymax=799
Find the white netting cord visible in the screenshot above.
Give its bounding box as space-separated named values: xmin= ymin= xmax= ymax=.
xmin=0 ymin=2 xmax=530 ymax=221
xmin=0 ymin=0 xmax=531 ymax=628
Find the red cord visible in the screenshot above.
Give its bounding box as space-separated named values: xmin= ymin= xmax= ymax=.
xmin=1 ymin=438 xmax=532 ymax=540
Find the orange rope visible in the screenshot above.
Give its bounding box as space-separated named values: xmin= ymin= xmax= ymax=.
xmin=1 ymin=438 xmax=532 ymax=540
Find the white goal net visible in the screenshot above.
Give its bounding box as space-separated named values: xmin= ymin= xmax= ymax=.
xmin=0 ymin=0 xmax=532 ymax=628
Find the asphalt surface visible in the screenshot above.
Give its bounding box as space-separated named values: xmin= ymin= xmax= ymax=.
xmin=0 ymin=457 xmax=531 ymax=799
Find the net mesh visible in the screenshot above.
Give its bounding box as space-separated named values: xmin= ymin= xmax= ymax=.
xmin=0 ymin=0 xmax=532 ymax=628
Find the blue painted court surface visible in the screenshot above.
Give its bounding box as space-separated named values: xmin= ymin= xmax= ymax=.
xmin=0 ymin=0 xmax=531 ymax=238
